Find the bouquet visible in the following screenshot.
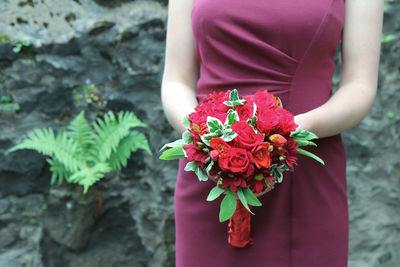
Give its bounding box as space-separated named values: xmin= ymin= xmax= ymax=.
xmin=160 ymin=89 xmax=324 ymax=248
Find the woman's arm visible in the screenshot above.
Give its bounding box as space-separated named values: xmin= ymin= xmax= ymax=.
xmin=295 ymin=0 xmax=384 ymax=138
xmin=161 ymin=0 xmax=199 ymax=134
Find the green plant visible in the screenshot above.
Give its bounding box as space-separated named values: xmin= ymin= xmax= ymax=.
xmin=0 ymin=35 xmax=31 ymax=53
xmin=0 ymin=35 xmax=9 ymax=43
xmin=10 ymin=37 xmax=31 ymax=53
xmin=381 ymin=34 xmax=396 ymax=44
xmin=387 ymin=111 xmax=400 ymax=123
xmin=0 ymin=90 xmax=20 ymax=112
xmin=8 ymin=110 xmax=152 ymax=193
xmin=73 ymin=83 xmax=107 ymax=115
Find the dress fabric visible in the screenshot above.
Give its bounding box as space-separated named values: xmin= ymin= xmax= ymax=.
xmin=174 ymin=0 xmax=348 ymax=266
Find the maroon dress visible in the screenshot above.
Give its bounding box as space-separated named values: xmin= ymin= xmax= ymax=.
xmin=174 ymin=0 xmax=348 ymax=266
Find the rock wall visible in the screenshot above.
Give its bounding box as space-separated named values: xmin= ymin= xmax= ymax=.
xmin=0 ymin=1 xmax=399 ymax=266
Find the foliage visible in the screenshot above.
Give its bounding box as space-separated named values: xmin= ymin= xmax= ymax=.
xmin=73 ymin=82 xmax=107 ymax=116
xmin=10 ymin=37 xmax=31 ymax=53
xmin=0 ymin=89 xmax=20 ymax=112
xmin=8 ymin=110 xmax=152 ymax=193
xmin=387 ymin=111 xmax=400 ymax=123
xmin=381 ymin=34 xmax=396 ymax=44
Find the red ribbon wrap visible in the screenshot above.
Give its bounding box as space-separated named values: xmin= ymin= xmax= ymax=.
xmin=228 ymin=199 xmax=253 ymax=248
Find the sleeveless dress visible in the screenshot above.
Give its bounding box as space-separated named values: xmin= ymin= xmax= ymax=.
xmin=174 ymin=0 xmax=348 ymax=266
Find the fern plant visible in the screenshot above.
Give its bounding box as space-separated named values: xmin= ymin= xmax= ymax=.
xmin=8 ymin=110 xmax=152 ymax=193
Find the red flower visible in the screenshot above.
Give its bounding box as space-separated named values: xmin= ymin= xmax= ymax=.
xmin=269 ymin=134 xmax=287 ymax=147
xmin=231 ymin=121 xmax=264 ymax=150
xmin=283 ymin=138 xmax=299 ymax=169
xmin=251 ymin=143 xmax=271 ymax=169
xmin=251 ymin=180 xmax=265 ymax=193
xmin=251 ymin=91 xmax=279 ymax=111
xmin=188 ymin=112 xmax=207 ymax=128
xmin=219 ymin=174 xmax=247 ymax=193
xmin=210 ymin=138 xmax=231 ymax=157
xmin=188 ymin=91 xmax=230 ymax=128
xmin=275 ymin=108 xmax=298 ymax=135
xmin=218 ymin=147 xmax=254 ymax=177
xmin=235 ymin=96 xmax=254 ymax=121
xmin=255 ymin=109 xmax=280 ymax=135
xmin=250 ymin=173 xmax=266 ymax=193
xmin=183 ymin=144 xmax=208 ymax=165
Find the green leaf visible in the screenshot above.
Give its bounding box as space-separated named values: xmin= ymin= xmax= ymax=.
xmin=237 ymin=188 xmax=254 ymax=215
xmin=183 ymin=115 xmax=191 ymax=129
xmin=182 ymin=130 xmax=193 ymax=145
xmin=232 ymin=99 xmax=246 ymax=108
xmin=243 ymin=187 xmax=262 ymax=207
xmin=224 ymin=110 xmax=240 ymax=126
xmin=195 ymin=167 xmax=209 ymax=181
xmin=108 ymin=131 xmax=151 ymax=169
xmin=184 ymin=161 xmax=208 ymax=181
xmin=219 ymin=190 xmax=237 ymax=222
xmin=207 ymin=185 xmax=224 ymax=201
xmin=159 ymin=139 xmax=183 ymax=152
xmin=381 ymin=34 xmax=396 ymax=44
xmin=220 ymin=130 xmax=237 ymax=142
xmin=184 ymin=161 xmax=197 ymax=172
xmin=8 ymin=128 xmax=83 ymax=172
xmin=290 ymin=128 xmax=318 ymax=141
xmin=68 ymin=163 xmax=112 ymax=194
xmin=297 ymin=148 xmax=325 ymax=165
xmin=200 ymin=131 xmax=223 ymax=146
xmin=229 ymin=89 xmax=240 ymax=101
xmin=93 ymin=111 xmax=147 ymax=162
xmin=205 ymin=159 xmax=215 ymax=173
xmin=277 ymin=97 xmax=283 ymax=107
xmin=271 ymin=165 xmax=284 ymax=183
xmin=47 ymin=158 xmax=71 ymax=185
xmin=207 ymin=116 xmax=224 ymax=133
xmin=67 ymin=110 xmax=97 ymax=163
xmin=223 ymin=100 xmax=233 ymax=107
xmin=159 ymin=145 xmax=185 ymax=160
xmin=296 ymin=140 xmax=317 ymax=147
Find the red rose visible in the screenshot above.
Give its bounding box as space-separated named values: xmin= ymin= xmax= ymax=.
xmin=218 ymin=147 xmax=254 ymax=177
xmin=251 ymin=91 xmax=279 ymax=112
xmin=231 ymin=121 xmax=264 ymax=150
xmin=235 ymin=96 xmax=254 ymax=121
xmin=255 ymin=109 xmax=280 ymax=135
xmin=275 ymin=108 xmax=298 ymax=135
xmin=251 ymin=143 xmax=271 ymax=169
xmin=188 ymin=91 xmax=230 ymax=127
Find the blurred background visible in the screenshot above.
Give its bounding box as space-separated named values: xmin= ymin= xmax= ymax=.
xmin=0 ymin=0 xmax=399 ymax=266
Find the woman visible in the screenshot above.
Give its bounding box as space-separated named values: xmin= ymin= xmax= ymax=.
xmin=161 ymin=0 xmax=383 ymax=266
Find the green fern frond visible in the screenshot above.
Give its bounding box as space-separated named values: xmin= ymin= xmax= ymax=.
xmin=47 ymin=158 xmax=72 ymax=185
xmin=93 ymin=111 xmax=147 ymax=162
xmin=8 ymin=110 xmax=151 ymax=194
xmin=130 ymin=130 xmax=152 ymax=155
xmin=67 ymin=111 xmax=97 ymax=163
xmin=9 ymin=128 xmax=83 ymax=172
xmin=68 ymin=163 xmax=112 ymax=194
xmin=108 ymin=131 xmax=152 ymax=170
